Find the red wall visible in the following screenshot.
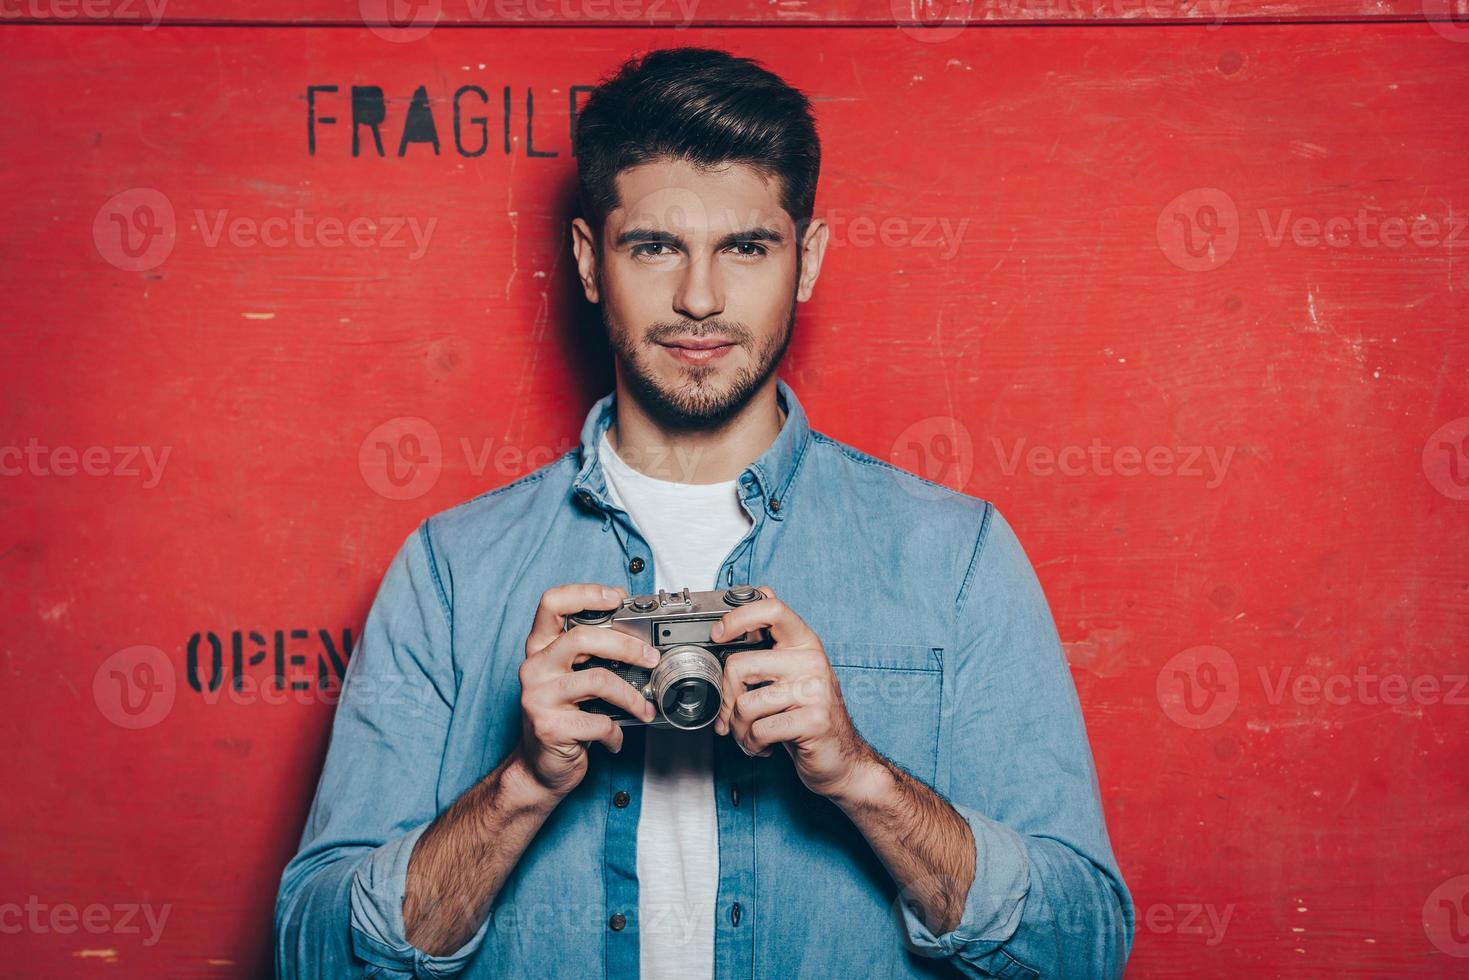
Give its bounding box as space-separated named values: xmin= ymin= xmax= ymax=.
xmin=1 ymin=7 xmax=1466 ymax=977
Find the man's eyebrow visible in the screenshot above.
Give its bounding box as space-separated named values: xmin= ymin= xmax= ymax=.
xmin=614 ymin=226 xmax=788 ymax=250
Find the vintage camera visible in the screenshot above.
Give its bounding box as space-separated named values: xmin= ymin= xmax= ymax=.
xmin=564 ymin=585 xmax=773 ymax=730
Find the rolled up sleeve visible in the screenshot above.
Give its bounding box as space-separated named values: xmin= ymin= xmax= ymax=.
xmin=349 ymin=823 xmax=491 ymax=976
xmin=275 ymin=520 xmax=488 ymax=978
xmin=903 ymin=504 xmax=1134 ymax=979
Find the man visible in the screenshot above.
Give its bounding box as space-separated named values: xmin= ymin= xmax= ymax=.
xmin=276 ymin=46 xmax=1133 ymax=979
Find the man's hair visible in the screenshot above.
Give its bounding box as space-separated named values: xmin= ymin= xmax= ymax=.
xmin=574 ymin=47 xmax=822 ymax=247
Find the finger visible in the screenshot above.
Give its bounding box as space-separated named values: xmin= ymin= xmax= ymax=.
xmin=716 ymin=649 xmax=816 ymax=735
xmin=542 ymin=666 xmax=657 ymax=723
xmin=731 ymin=676 xmax=825 ymax=727
xmin=595 ymin=717 xmax=626 ymax=755
xmin=568 ymin=710 xmax=626 ymax=755
xmin=726 ymin=678 xmax=821 ymax=752
xmin=535 ymin=623 xmax=661 ymax=674
xmin=747 ymin=703 xmax=826 ymax=755
xmin=728 ymin=697 xmax=788 ymax=757
xmin=711 ymin=587 xmax=817 ymax=649
xmin=525 ymin=583 xmax=628 ymax=657
xmin=737 ymin=738 xmax=773 ymax=759
xmin=730 ymin=708 xmax=777 ymax=757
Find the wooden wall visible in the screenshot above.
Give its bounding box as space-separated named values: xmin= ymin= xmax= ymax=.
xmin=1 ymin=4 xmax=1466 ymax=976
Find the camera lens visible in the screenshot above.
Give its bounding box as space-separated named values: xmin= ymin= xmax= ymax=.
xmin=666 ymin=678 xmax=718 ymax=727
xmin=649 ymin=645 xmax=724 ymax=730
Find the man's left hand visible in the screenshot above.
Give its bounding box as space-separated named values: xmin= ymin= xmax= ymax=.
xmin=710 ymin=586 xmax=873 ymax=800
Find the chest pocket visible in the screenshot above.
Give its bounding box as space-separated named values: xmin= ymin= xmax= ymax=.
xmin=825 ymin=641 xmax=944 ymax=788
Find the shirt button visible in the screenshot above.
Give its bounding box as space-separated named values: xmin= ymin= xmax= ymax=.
xmin=629 ymin=556 xmax=645 ymax=573
xmin=609 ymin=912 xmax=626 ymax=931
xmin=769 ymin=497 xmax=781 ymax=512
xmin=729 ymin=783 xmax=740 ymax=806
xmin=613 ymin=790 xmax=630 ymax=808
xmin=730 ymin=902 xmax=742 ymax=927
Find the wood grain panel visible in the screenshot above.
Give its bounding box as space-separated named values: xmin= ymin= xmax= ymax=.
xmin=0 ymin=20 xmax=1465 ymax=979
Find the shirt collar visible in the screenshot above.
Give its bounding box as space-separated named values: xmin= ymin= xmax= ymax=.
xmin=571 ymin=377 xmax=811 ymax=522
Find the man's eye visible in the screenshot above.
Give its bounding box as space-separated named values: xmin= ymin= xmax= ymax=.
xmin=633 ymin=243 xmax=675 ymax=258
xmin=731 ymin=242 xmax=767 ymax=257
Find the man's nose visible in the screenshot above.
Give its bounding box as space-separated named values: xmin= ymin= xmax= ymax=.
xmin=672 ymin=256 xmax=725 ymax=321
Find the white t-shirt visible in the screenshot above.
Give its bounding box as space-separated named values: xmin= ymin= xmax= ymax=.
xmin=598 ymin=429 xmax=752 ymax=980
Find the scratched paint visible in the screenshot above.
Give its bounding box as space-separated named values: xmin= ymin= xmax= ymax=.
xmin=0 ymin=0 xmax=1437 ymax=24
xmin=0 ymin=17 xmax=1466 ymax=980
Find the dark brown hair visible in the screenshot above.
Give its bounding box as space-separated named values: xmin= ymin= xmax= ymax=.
xmin=575 ymin=47 xmax=822 ymax=246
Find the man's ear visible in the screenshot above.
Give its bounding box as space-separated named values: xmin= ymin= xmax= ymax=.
xmin=570 ymin=216 xmax=601 ymax=304
xmin=795 ymin=217 xmax=830 ymax=303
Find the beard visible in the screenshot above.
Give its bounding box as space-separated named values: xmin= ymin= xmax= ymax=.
xmin=602 ymin=275 xmax=798 ymax=433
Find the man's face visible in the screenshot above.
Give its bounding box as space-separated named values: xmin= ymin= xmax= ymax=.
xmin=574 ymin=157 xmax=824 ymax=430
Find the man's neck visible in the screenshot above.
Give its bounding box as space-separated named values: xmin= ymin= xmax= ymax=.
xmin=607 ymin=377 xmax=786 ymax=484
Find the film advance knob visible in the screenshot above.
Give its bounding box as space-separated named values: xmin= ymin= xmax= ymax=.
xmin=630 ymin=595 xmax=658 ymax=612
xmin=568 ymin=607 xmax=616 ymax=626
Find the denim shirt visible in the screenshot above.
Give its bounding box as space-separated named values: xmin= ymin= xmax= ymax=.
xmin=275 ymin=378 xmax=1134 ymax=980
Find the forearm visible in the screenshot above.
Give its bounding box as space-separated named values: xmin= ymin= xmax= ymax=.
xmin=829 ymin=746 xmax=977 ymax=936
xmin=832 ymin=749 xmax=1128 ymax=979
xmin=403 ymin=743 xmax=564 ymax=955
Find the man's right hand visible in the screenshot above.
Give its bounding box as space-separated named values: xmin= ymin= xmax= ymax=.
xmin=517 ymin=583 xmax=660 ymax=796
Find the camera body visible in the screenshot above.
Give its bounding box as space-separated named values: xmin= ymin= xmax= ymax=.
xmin=564 ymin=585 xmax=773 ymax=730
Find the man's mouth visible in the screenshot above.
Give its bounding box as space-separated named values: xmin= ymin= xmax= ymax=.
xmin=659 ymin=335 xmax=737 ymax=350
xmin=658 ymin=336 xmax=737 ymax=364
